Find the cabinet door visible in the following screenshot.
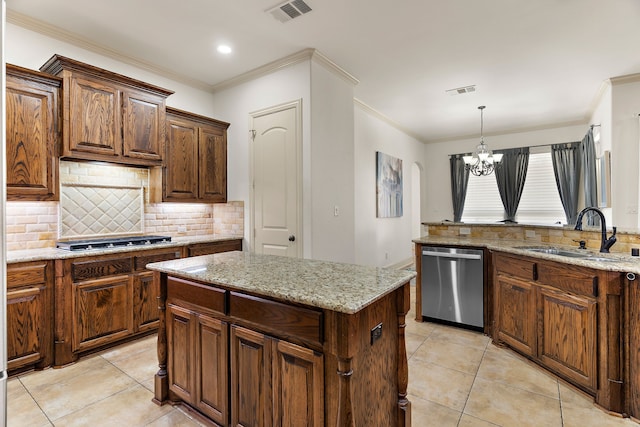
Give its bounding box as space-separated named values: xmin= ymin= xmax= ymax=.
xmin=73 ymin=275 xmax=133 ymax=352
xmin=167 ymin=304 xmax=195 ymax=403
xmin=198 ymin=125 xmax=227 ymax=202
xmin=195 ymin=314 xmax=229 ymax=424
xmin=122 ymin=89 xmax=164 ymax=163
xmin=538 ymin=287 xmax=597 ymax=391
xmin=231 ymin=325 xmax=272 ymax=427
xmin=272 ymin=340 xmax=324 ymax=427
xmin=495 ymin=274 xmax=536 ymax=356
xmin=69 ymin=75 xmax=121 ymax=156
xmin=133 ymin=271 xmax=160 ymax=333
xmin=6 ymin=285 xmax=48 ymax=370
xmin=165 ymin=117 xmax=199 ymax=200
xmin=5 ymin=72 xmax=59 ymax=200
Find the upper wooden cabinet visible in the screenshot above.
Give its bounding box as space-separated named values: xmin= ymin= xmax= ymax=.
xmin=5 ymin=64 xmax=61 ymax=201
xmin=158 ymin=107 xmax=229 ymax=203
xmin=40 ymin=54 xmax=174 ymax=166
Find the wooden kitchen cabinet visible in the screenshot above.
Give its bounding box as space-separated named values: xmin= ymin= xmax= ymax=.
xmin=538 ymin=286 xmax=597 ymax=390
xmin=492 ymin=251 xmax=621 ymax=409
xmin=5 ymin=64 xmax=61 ymax=201
xmin=494 ymin=274 xmax=536 ymax=357
xmin=6 ymin=261 xmax=54 ymax=373
xmin=158 ymin=107 xmax=229 ymax=203
xmin=55 ymin=247 xmax=181 ymax=366
xmin=162 ymin=275 xmax=324 ymax=426
xmin=186 ymin=239 xmax=242 ymax=257
xmin=40 ymin=54 xmax=173 ymax=166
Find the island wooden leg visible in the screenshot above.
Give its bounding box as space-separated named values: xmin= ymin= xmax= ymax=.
xmin=336 ymin=356 xmax=355 ymax=427
xmin=397 ymin=282 xmax=412 ymax=426
xmin=153 ymin=272 xmax=169 ymax=405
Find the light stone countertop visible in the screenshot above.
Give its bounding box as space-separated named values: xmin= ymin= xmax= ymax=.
xmin=413 ymin=235 xmax=640 ymax=275
xmin=146 ymin=251 xmax=417 ymax=314
xmin=6 ymin=235 xmax=243 ymax=264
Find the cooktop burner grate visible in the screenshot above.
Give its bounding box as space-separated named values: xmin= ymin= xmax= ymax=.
xmin=56 ymin=235 xmax=172 ymax=251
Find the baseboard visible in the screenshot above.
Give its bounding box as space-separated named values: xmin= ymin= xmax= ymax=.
xmin=386 ymin=257 xmax=414 ymax=270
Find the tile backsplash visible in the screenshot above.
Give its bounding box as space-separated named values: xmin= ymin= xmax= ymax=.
xmin=5 ymin=160 xmax=244 ymax=251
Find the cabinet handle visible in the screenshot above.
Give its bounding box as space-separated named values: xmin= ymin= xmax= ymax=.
xmin=532 ymin=264 xmax=538 ymax=281
xmin=627 ymin=272 xmax=637 ymax=281
xmin=592 ymin=277 xmax=599 ymax=297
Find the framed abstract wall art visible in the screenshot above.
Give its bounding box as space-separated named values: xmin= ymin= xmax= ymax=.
xmin=376 ymin=151 xmax=403 ymax=218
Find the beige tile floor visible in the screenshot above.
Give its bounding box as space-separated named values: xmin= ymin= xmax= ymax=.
xmin=7 ymin=285 xmax=638 ymax=426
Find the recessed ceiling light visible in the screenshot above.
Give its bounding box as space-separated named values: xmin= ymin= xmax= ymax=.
xmin=217 ymin=45 xmax=232 ymax=54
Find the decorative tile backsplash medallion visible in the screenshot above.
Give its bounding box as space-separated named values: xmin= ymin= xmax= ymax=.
xmin=60 ymin=183 xmax=144 ymax=239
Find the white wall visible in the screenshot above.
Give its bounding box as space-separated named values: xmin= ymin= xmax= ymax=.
xmin=611 ymin=77 xmax=640 ymax=228
xmin=354 ymin=105 xmax=426 ymax=267
xmin=208 ymin=61 xmax=313 ymax=254
xmin=309 ymin=61 xmax=355 ymax=263
xmin=422 ymin=124 xmax=587 ymax=222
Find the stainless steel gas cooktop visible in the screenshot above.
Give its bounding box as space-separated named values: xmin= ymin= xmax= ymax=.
xmin=56 ymin=235 xmax=172 ymax=251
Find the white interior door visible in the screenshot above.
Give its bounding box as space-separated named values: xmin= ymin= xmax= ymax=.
xmin=251 ymin=101 xmax=301 ymax=257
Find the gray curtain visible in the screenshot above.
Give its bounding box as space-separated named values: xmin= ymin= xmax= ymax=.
xmin=581 ymin=128 xmax=599 ymax=226
xmin=494 ymin=147 xmax=530 ymax=222
xmin=551 ymin=142 xmax=582 ymax=225
xmin=450 ymin=154 xmax=470 ymax=222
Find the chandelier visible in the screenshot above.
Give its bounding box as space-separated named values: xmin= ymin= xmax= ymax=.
xmin=463 ymin=106 xmax=502 ymax=176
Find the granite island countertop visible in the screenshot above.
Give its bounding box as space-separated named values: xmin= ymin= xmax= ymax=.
xmin=146 ymin=251 xmax=416 ymax=314
xmin=6 ymin=235 xmax=243 ymax=264
xmin=413 ymin=235 xmax=640 ymax=275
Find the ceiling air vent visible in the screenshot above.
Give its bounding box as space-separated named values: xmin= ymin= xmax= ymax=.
xmin=268 ymin=0 xmax=313 ymax=23
xmin=446 ymin=85 xmax=476 ymax=96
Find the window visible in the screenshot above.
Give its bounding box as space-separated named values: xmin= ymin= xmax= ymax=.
xmin=461 ymin=149 xmax=566 ymax=225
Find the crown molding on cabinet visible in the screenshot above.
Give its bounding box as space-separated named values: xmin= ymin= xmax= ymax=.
xmin=7 ymin=9 xmax=215 ymax=92
xmin=610 ymin=72 xmax=640 ymax=86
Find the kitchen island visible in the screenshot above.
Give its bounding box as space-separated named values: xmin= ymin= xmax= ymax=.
xmin=147 ymin=251 xmax=416 ymax=426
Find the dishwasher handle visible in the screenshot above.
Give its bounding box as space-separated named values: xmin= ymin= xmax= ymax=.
xmin=422 ymin=250 xmax=482 ymax=260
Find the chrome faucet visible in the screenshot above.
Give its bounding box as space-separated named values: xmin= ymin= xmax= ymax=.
xmin=574 ymin=207 xmax=617 ymax=253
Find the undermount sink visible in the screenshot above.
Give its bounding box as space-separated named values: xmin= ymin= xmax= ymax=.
xmin=516 ymin=246 xmax=620 ymax=262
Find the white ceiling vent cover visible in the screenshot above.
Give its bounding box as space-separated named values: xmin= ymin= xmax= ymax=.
xmin=268 ymin=0 xmax=313 ymax=23
xmin=446 ymin=85 xmax=476 ymax=96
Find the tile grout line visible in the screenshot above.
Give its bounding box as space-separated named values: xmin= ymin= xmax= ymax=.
xmin=456 ymin=339 xmax=491 ymax=426
xmin=17 ymin=376 xmax=55 ymax=427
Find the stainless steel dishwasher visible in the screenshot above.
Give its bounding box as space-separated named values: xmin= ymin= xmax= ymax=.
xmin=421 ymin=246 xmax=484 ymax=330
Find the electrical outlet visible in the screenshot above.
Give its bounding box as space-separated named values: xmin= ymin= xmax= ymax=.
xmin=459 ymin=227 xmax=471 ymax=235
xmin=370 ymin=323 xmax=383 ymax=345
xmin=525 ymin=230 xmax=536 ymax=238
xmin=178 ymin=226 xmax=187 ymax=233
xmin=385 ymin=252 xmax=389 ymax=260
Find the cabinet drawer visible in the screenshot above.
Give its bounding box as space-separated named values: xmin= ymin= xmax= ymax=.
xmin=134 ymin=250 xmax=181 ymax=271
xmin=494 ymin=254 xmax=536 ymax=281
xmin=229 ymin=292 xmax=323 ymax=347
xmin=167 ymin=276 xmax=226 ymax=315
xmin=187 ymin=240 xmax=242 ymax=257
xmin=72 ymin=257 xmax=133 ymax=282
xmin=537 ymin=262 xmax=598 ymax=298
xmin=7 ymin=262 xmax=48 ymax=289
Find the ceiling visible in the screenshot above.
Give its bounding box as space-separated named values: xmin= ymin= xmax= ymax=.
xmin=6 ymin=0 xmax=640 ymax=143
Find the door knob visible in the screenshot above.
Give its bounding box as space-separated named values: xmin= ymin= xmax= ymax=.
xmin=288 ymin=235 xmax=296 ymax=242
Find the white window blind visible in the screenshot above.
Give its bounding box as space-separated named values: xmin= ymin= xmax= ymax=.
xmin=461 ymin=150 xmax=566 ymax=225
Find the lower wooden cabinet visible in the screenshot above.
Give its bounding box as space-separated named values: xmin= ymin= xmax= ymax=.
xmin=73 ymin=274 xmax=133 ymax=352
xmin=538 ymin=286 xmax=597 ymax=390
xmin=495 ymin=275 xmax=536 ymax=357
xmin=492 ymin=251 xmax=618 ymax=408
xmin=167 ymin=303 xmax=229 ymax=425
xmin=165 ymin=278 xmax=324 ymax=426
xmin=6 ymin=261 xmax=53 ymax=373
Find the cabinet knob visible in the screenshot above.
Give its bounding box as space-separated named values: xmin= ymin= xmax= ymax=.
xmin=288 ymin=235 xmax=296 ymax=242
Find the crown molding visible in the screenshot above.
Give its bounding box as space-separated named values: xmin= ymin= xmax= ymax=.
xmin=310 ymin=50 xmax=359 ymax=86
xmin=210 ymin=48 xmax=316 ymax=93
xmin=610 ymin=72 xmax=640 ymax=86
xmin=7 ymin=9 xmax=215 ymax=92
xmin=354 ymin=98 xmax=427 ymax=143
